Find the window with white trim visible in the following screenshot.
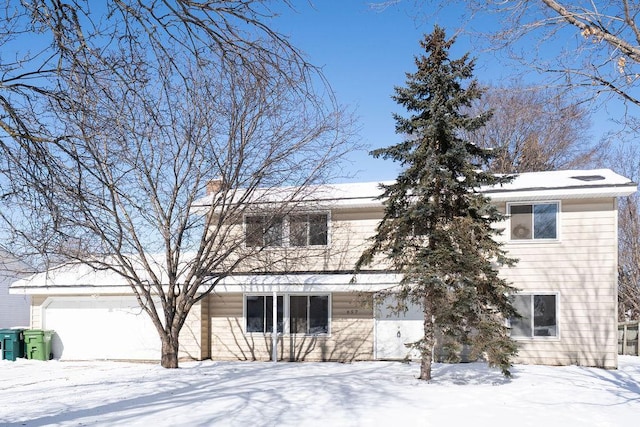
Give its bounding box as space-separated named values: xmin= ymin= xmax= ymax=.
xmin=510 ymin=294 xmax=558 ymax=338
xmin=246 ymin=295 xmax=283 ymax=333
xmin=244 ymin=294 xmax=330 ymax=335
xmin=509 ymin=202 xmax=558 ymax=240
xmin=290 ymin=214 xmax=328 ymax=246
xmin=245 ymin=216 xmax=284 ymax=247
xmin=290 ymin=295 xmax=329 ymax=334
xmin=244 ymin=213 xmax=329 ymax=248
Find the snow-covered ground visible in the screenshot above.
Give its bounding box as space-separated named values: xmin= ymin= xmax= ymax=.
xmin=1 ymin=357 xmax=639 ymax=426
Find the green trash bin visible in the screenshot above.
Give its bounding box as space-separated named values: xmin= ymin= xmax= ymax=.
xmin=0 ymin=329 xmax=25 ymax=361
xmin=24 ymin=330 xmax=54 ymax=361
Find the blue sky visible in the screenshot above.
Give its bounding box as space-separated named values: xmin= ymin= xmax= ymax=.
xmin=270 ymin=1 xmax=624 ymax=183
xmin=271 ymin=2 xmax=519 ymax=182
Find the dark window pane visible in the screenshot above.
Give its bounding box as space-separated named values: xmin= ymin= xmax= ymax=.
xmin=264 ymin=217 xmax=283 ymax=247
xmin=245 ymin=216 xmax=264 ymax=247
xmin=309 ymin=214 xmax=328 ymax=246
xmin=289 ymin=215 xmax=308 ymax=247
xmin=510 ymin=205 xmax=533 ymax=240
xmin=246 ymin=296 xmax=265 ymax=332
xmin=534 ymin=204 xmax=557 ymax=239
xmin=510 ymin=295 xmax=532 ymax=337
xmin=290 ymin=296 xmax=307 ymax=334
xmin=309 ymin=295 xmax=329 ymax=334
xmin=533 ymin=295 xmax=557 ymax=336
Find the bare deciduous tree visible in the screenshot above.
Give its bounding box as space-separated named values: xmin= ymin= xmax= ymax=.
xmin=374 ymin=1 xmax=640 ymax=110
xmin=0 ymin=1 xmax=356 ymax=368
xmin=463 ymin=82 xmax=602 ymax=173
xmin=486 ymin=0 xmax=640 ymax=108
xmin=604 ymin=144 xmax=640 ymax=320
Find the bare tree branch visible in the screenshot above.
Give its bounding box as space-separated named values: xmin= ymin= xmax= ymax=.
xmin=463 ymin=81 xmax=604 ymax=173
xmin=0 ymin=1 xmax=357 ymax=368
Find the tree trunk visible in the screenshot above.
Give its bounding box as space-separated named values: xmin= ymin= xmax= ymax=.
xmin=419 ymin=300 xmax=435 ymax=381
xmin=160 ymin=332 xmax=180 ymax=369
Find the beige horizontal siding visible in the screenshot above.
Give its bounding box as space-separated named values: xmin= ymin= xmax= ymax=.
xmin=178 ymin=299 xmax=208 ymax=361
xmin=209 ymin=292 xmax=374 ymax=362
xmin=227 ymin=207 xmax=389 ymax=273
xmin=514 ymin=342 xmax=617 ymax=368
xmin=495 ymin=198 xmax=619 ymax=367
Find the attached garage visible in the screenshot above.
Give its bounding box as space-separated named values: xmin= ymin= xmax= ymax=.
xmin=42 ymin=296 xmax=161 ymax=361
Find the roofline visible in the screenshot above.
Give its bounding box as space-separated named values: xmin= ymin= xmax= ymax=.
xmin=483 ymin=181 xmax=638 ymax=195
xmin=193 ymin=174 xmax=637 ymax=210
xmin=9 ymin=271 xmax=401 ymax=295
xmin=486 ymin=183 xmax=637 ymax=202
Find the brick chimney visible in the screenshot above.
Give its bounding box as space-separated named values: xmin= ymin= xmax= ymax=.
xmin=206 ymin=179 xmax=224 ymax=196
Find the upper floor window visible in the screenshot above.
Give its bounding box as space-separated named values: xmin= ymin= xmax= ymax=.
xmin=509 ymin=202 xmax=558 ymax=240
xmin=245 ymin=213 xmax=329 ymax=248
xmin=245 ymin=215 xmax=283 ymax=247
xmin=509 ymin=294 xmax=558 ymax=338
xmin=290 ymin=214 xmax=328 ymax=246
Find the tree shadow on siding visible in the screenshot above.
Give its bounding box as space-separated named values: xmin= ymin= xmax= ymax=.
xmin=288 ymin=319 xmax=373 ymax=362
xmin=216 ymin=317 xmax=372 ymax=362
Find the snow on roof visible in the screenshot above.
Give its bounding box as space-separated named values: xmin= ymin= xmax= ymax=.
xmin=484 ymin=168 xmax=633 ymax=191
xmin=194 ymin=169 xmax=636 ymax=209
xmin=481 ymin=169 xmax=637 ymax=201
xmin=293 ymin=169 xmax=636 ymax=206
xmin=10 ymin=261 xmax=132 ymax=292
xmin=13 ymin=169 xmax=636 ymax=293
xmin=9 ymin=253 xmax=205 ymax=294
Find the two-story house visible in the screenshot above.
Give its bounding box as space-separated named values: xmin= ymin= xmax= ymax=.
xmin=11 ymin=169 xmax=637 ymax=368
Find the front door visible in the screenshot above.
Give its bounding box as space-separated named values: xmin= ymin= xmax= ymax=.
xmin=374 ymin=296 xmax=423 ymax=360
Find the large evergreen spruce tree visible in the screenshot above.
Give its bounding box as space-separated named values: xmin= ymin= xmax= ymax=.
xmin=356 ymin=26 xmax=519 ymax=380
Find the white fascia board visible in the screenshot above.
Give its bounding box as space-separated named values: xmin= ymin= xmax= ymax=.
xmin=213 ymin=273 xmax=402 ymax=293
xmin=486 ymin=184 xmax=637 ymax=202
xmin=10 ymin=273 xmax=403 ymax=295
xmin=9 ymin=284 xmax=134 ymax=295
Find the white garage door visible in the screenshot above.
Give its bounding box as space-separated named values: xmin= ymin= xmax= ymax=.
xmin=375 ymin=296 xmax=423 ymax=360
xmin=43 ymin=296 xmax=161 ymax=361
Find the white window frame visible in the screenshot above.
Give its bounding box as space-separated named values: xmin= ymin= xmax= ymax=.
xmin=507 ymin=201 xmax=560 ymax=242
xmin=243 ymin=212 xmax=331 ymax=249
xmin=509 ymin=292 xmax=560 ymax=340
xmin=244 ymin=294 xmax=284 ymax=335
xmin=243 ymin=293 xmax=332 ymax=336
xmin=288 ymin=294 xmax=331 ymax=336
xmin=289 ymin=213 xmax=330 ymax=247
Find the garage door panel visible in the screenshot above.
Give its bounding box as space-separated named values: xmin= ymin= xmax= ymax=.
xmin=43 ymin=297 xmax=161 ymax=361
